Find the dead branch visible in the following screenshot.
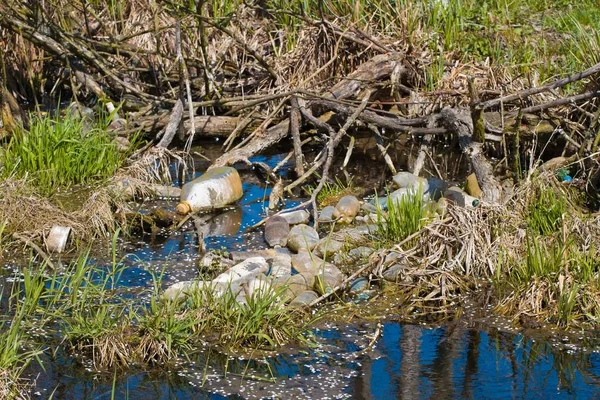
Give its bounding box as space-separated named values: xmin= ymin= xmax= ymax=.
xmin=439 ymin=108 xmax=503 ymax=203
xmin=481 ymin=61 xmax=600 ymax=110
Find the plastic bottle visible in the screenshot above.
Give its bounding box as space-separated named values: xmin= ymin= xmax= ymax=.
xmin=175 ymin=167 xmax=243 ymax=214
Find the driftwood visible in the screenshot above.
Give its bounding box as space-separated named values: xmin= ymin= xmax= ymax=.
xmin=439 ymin=108 xmax=503 ymax=203
xmin=211 ymin=53 xmax=407 ymax=168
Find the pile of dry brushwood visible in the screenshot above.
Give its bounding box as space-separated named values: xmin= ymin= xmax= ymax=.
xmin=1 ymin=1 xmax=600 ymax=208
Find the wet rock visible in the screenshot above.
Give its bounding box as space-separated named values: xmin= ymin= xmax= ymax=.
xmin=287 ymin=224 xmax=320 ymax=252
xmin=318 ymin=205 xmax=339 ymax=222
xmin=269 ymin=252 xmax=292 ymax=278
xmin=426 ymin=177 xmax=447 ymax=201
xmin=212 ymin=257 xmax=269 ymax=286
xmin=335 ymin=195 xmax=361 ymax=223
xmin=176 ymin=167 xmax=243 ymax=214
xmin=313 ymin=238 xmax=345 ymax=259
xmin=465 ymin=173 xmax=483 ymax=198
xmin=264 ymin=215 xmax=289 ymax=248
xmin=273 ymin=273 xmax=316 ymax=301
xmin=444 ymin=186 xmax=479 ymax=208
xmin=348 ymin=277 xmax=370 ymax=295
xmin=392 ymin=171 xmax=429 ymax=192
xmin=46 ymin=225 xmax=71 ymax=253
xmin=315 ymin=264 xmax=344 ymax=294
xmin=288 ymin=290 xmax=319 ymax=308
xmin=291 ymin=248 xmax=323 ymax=275
xmin=280 ymin=210 xmax=310 ymax=225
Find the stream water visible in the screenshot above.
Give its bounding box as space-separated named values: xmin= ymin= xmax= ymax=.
xmin=9 ymin=143 xmax=600 ymax=399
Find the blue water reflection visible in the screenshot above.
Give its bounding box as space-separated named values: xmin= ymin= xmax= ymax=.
xmin=42 ymin=323 xmax=600 ymax=399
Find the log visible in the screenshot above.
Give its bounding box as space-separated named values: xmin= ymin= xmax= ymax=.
xmin=439 ymin=108 xmax=502 ymax=203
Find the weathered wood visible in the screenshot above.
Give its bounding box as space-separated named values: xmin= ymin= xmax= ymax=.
xmin=481 ymin=60 xmax=600 ymax=110
xmin=157 ymin=99 xmax=183 ymax=148
xmin=211 ymin=53 xmax=408 ymax=168
xmin=439 ymin=108 xmax=503 ymax=203
xmin=289 ymin=97 xmax=305 ymax=178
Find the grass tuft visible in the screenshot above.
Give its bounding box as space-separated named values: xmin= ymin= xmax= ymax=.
xmin=1 ymin=109 xmax=129 ymax=194
xmin=527 ymin=186 xmax=567 ymax=236
xmin=375 ymin=186 xmax=430 ymax=244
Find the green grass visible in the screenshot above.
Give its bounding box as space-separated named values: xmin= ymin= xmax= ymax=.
xmin=184 ymin=282 xmax=316 ymax=350
xmin=375 ymin=186 xmax=430 ymax=244
xmin=493 ymin=234 xmax=600 ymax=327
xmin=3 ymin=238 xmax=317 ymax=377
xmin=527 ymin=186 xmax=567 ymax=236
xmin=311 ymin=177 xmax=354 ymax=206
xmin=1 ymin=109 xmax=130 ymax=194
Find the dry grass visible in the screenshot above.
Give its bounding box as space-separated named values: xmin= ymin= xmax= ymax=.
xmin=0 ymin=147 xmax=183 ymax=245
xmin=369 ymin=172 xmax=600 ymax=328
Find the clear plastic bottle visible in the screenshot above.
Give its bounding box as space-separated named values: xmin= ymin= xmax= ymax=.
xmin=175 ymin=167 xmax=243 ymax=214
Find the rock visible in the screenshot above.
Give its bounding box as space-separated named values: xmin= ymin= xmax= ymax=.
xmin=288 ymin=290 xmax=319 ymax=308
xmin=347 ymin=246 xmax=374 ymax=262
xmin=392 ymin=172 xmax=429 ymax=192
xmin=348 ymin=277 xmax=370 ymax=295
xmin=291 ymin=248 xmax=323 ymax=275
xmin=318 ymin=206 xmax=339 ymax=222
xmin=313 ymin=238 xmax=345 ymax=259
xmin=444 ymin=186 xmax=479 ymax=208
xmin=264 ymin=215 xmax=290 ymax=248
xmin=212 ymin=257 xmax=269 ymax=286
xmin=465 ymin=173 xmax=483 ymax=198
xmin=335 ymin=195 xmax=361 ymax=223
xmin=280 ymin=210 xmax=310 ymax=225
xmin=273 ymin=273 xmax=316 ymax=301
xmin=45 ymin=225 xmax=71 ymax=253
xmin=243 ymin=274 xmax=273 ymax=299
xmin=426 ymin=177 xmax=447 ymax=201
xmin=315 ymin=264 xmax=344 ymax=295
xmin=269 ymin=252 xmax=292 ymax=278
xmin=287 ymin=224 xmax=320 ymax=252
xmin=176 ymin=167 xmax=243 ymax=214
